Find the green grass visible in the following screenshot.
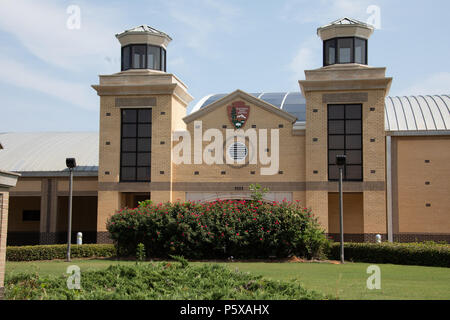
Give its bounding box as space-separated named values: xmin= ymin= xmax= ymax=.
xmin=6 ymin=259 xmax=450 ymax=300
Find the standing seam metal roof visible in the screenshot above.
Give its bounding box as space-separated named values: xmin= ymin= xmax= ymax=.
xmin=0 ymin=132 xmax=98 ymax=173
xmin=385 ymin=95 xmax=450 ymax=131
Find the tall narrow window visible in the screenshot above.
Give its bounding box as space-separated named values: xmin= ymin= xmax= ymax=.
xmin=122 ymin=46 xmax=130 ymax=71
xmin=161 ymin=48 xmax=166 ymax=72
xmin=328 ymin=104 xmax=362 ymax=181
xmin=337 ymin=38 xmax=353 ymax=63
xmin=147 ymin=45 xmax=161 ymax=70
xmin=354 ymin=38 xmax=367 ymax=64
xmin=121 ymin=109 xmax=152 ymax=182
xmin=324 ymin=39 xmax=336 ymax=66
xmin=131 ymin=45 xmax=146 ymax=69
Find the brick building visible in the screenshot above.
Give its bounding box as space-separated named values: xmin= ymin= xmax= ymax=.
xmin=0 ymin=170 xmax=19 ymax=298
xmin=1 ymin=18 xmax=449 ymax=245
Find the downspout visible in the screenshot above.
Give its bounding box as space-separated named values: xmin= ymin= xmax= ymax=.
xmin=386 ymin=135 xmax=393 ymax=242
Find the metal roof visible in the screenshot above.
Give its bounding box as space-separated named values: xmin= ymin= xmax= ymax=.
xmin=321 ymin=17 xmax=371 ymax=27
xmin=0 ymin=132 xmax=98 ymax=175
xmin=115 ymin=25 xmax=172 ymax=40
xmin=385 ymin=95 xmax=450 ymax=131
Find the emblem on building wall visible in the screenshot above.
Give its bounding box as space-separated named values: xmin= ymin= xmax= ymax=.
xmin=227 ymin=101 xmax=250 ymax=129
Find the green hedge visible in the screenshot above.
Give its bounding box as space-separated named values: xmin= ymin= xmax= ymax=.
xmin=328 ymin=242 xmax=450 ymax=267
xmin=107 ymin=199 xmax=329 ymax=259
xmin=6 ymin=244 xmax=116 ymax=262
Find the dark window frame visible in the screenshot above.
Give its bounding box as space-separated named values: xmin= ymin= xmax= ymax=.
xmin=327 ymin=104 xmax=363 ymax=182
xmin=121 ymin=44 xmax=167 ymax=72
xmin=323 ymin=37 xmax=368 ymax=66
xmin=120 ymin=108 xmax=152 ymax=182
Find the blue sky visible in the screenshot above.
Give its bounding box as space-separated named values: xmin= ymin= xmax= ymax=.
xmin=0 ymin=0 xmax=449 ymax=132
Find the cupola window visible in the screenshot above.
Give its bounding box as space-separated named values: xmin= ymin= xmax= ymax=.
xmin=121 ymin=44 xmax=166 ymax=72
xmin=323 ymin=37 xmax=367 ymax=66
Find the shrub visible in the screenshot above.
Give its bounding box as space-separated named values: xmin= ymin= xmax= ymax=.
xmin=5 ymin=261 xmax=327 ymax=300
xmin=107 ymin=199 xmax=329 ymax=260
xmin=6 ymin=244 xmax=116 ymax=262
xmin=136 ymin=243 xmax=146 ymax=262
xmin=327 ymin=242 xmax=450 ymax=268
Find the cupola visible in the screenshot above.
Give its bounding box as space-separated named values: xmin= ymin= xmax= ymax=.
xmin=116 ymin=25 xmax=172 ymax=72
xmin=317 ymin=18 xmax=374 ymax=67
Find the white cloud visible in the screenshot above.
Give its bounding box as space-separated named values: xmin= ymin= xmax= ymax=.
xmin=0 ymin=0 xmax=119 ymax=71
xmin=398 ymin=72 xmax=450 ymax=96
xmin=165 ymin=0 xmax=241 ymax=55
xmin=289 ymin=37 xmax=321 ymax=82
xmin=281 ymin=0 xmax=373 ymax=25
xmin=0 ymin=55 xmax=96 ymax=110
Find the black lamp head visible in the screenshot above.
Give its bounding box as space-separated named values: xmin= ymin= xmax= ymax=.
xmin=336 ymin=154 xmax=347 ymax=166
xmin=66 ymin=158 xmax=77 ymax=169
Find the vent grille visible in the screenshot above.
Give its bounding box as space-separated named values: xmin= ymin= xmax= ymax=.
xmin=228 ymin=142 xmax=248 ymax=161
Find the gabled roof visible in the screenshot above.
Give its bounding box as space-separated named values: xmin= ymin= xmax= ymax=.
xmin=192 ymin=92 xmax=306 ymax=123
xmin=184 ymin=89 xmax=298 ymax=124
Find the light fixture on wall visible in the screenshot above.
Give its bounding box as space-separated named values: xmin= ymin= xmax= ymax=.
xmin=65 ymin=158 xmax=76 ymax=262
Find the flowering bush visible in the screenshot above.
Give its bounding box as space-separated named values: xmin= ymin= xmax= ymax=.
xmin=107 ymin=199 xmax=329 ymax=259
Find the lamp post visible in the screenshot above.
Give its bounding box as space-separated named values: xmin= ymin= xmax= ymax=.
xmin=66 ymin=158 xmax=76 ymax=262
xmin=336 ymin=154 xmax=346 ymax=264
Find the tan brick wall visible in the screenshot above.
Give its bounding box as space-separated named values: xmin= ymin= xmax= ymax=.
xmin=363 ymin=90 xmax=387 ymax=234
xmin=97 ymin=191 xmax=120 ymax=233
xmin=97 ymin=93 xmax=174 ymax=229
xmin=304 ymin=90 xmax=329 ymax=228
xmin=302 ymin=88 xmax=387 ymax=234
xmin=328 ymin=192 xmax=364 ymax=234
xmin=99 ymin=96 xmax=122 ymax=183
xmin=395 ymin=136 xmax=450 ymax=234
xmin=173 ymin=98 xmax=305 ymax=185
xmin=0 ymin=191 xmax=9 ymax=293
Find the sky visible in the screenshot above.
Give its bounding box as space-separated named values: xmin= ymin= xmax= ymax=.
xmin=0 ymin=0 xmax=449 ymax=132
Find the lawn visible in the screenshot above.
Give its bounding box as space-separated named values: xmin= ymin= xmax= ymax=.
xmin=5 ymin=259 xmax=450 ymax=300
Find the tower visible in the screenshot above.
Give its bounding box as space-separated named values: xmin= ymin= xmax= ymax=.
xmin=92 ymin=26 xmax=193 ymax=243
xmin=299 ymin=18 xmax=392 ymax=241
